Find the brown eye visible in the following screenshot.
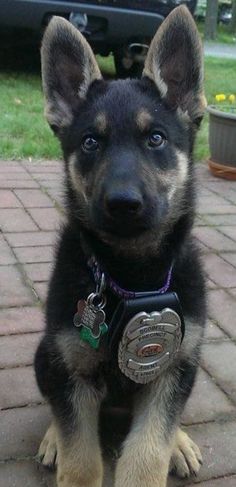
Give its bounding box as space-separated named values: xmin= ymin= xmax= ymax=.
xmin=148 ymin=131 xmax=166 ymax=149
xmin=82 ymin=135 xmax=99 ymax=153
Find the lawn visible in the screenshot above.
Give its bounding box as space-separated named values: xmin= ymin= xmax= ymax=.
xmin=0 ymin=55 xmax=235 ymax=161
xmin=196 ymin=20 xmax=236 ymax=44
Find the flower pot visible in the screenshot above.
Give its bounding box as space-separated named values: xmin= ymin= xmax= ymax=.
xmin=207 ymin=105 xmax=236 ymax=180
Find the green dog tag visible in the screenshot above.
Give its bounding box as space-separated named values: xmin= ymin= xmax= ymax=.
xmin=79 ymin=322 xmax=108 ymax=349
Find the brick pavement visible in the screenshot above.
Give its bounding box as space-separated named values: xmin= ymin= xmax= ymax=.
xmin=0 ymin=160 xmax=236 ymax=486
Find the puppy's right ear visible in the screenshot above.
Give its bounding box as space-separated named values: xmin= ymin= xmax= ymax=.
xmin=41 ymin=16 xmax=102 ymax=133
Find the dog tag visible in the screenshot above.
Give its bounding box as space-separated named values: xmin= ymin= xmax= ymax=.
xmin=118 ymin=308 xmax=182 ymax=384
xmin=73 ymin=293 xmax=108 ymax=348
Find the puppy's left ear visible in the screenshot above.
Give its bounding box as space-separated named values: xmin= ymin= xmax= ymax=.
xmin=143 ymin=6 xmax=206 ymax=122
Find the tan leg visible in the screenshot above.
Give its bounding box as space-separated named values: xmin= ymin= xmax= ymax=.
xmin=56 ymin=429 xmax=103 ymax=487
xmin=56 ymin=383 xmax=104 ymax=487
xmin=38 ymin=381 xmax=104 ymax=487
xmin=38 ymin=422 xmax=58 ymax=469
xmin=170 ymin=428 xmax=202 ymax=478
xmin=114 ymin=372 xmax=178 ymax=487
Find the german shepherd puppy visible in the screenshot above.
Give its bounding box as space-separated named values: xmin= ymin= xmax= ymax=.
xmin=35 ymin=6 xmax=206 ymax=487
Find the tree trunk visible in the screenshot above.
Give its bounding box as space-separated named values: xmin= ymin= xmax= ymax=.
xmin=204 ymin=0 xmax=218 ymax=40
xmin=229 ymin=0 xmax=236 ymax=34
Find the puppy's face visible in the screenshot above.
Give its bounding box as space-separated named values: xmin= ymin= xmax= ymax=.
xmin=64 ymin=80 xmax=190 ymax=244
xmin=41 ymin=7 xmax=206 ymax=255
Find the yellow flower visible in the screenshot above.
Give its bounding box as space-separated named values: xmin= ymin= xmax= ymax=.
xmin=229 ymin=94 xmax=235 ymax=103
xmin=215 ymin=94 xmax=226 ymax=102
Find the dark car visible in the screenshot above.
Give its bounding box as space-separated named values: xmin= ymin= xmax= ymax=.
xmin=0 ymin=0 xmax=197 ymax=76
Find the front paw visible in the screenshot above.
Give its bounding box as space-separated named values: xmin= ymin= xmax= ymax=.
xmin=170 ymin=429 xmax=202 ymax=479
xmin=37 ymin=423 xmax=57 ymax=470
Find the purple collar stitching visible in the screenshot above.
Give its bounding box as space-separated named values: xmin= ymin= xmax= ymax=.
xmin=88 ymin=257 xmax=174 ymax=300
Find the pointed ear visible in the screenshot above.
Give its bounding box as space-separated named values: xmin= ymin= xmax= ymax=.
xmin=143 ymin=6 xmax=206 ymax=122
xmin=41 ymin=16 xmax=102 ymax=133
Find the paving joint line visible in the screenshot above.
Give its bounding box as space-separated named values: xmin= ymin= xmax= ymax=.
xmin=0 ymin=302 xmax=42 ymax=310
xmin=182 ymin=411 xmax=236 ymax=427
xmin=1 ymin=399 xmax=46 ymax=412
xmin=22 ymin=161 xmax=65 ymax=216
xmin=207 ymin=314 xmax=236 ymax=342
xmin=0 ymin=329 xmax=45 ymax=338
xmin=0 ymin=362 xmax=36 ymax=371
xmin=200 ymin=364 xmax=236 ymax=407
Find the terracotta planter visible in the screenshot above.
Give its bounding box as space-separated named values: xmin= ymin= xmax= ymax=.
xmin=207 ymin=105 xmax=236 ymax=180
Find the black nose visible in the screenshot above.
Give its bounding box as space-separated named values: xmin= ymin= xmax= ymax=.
xmin=105 ymin=190 xmax=143 ymax=219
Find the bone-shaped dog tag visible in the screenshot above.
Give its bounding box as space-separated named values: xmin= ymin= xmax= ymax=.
xmin=73 ymin=293 xmax=108 ymax=348
xmin=74 ymin=299 xmax=105 ymax=338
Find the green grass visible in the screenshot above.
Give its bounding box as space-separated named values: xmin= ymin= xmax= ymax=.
xmin=0 ymin=55 xmax=115 ymax=160
xmin=197 ymin=20 xmax=236 ymax=44
xmin=0 ymin=73 xmax=59 ymax=159
xmin=0 ymin=56 xmax=235 ymax=161
xmin=194 ymin=56 xmax=236 ymax=161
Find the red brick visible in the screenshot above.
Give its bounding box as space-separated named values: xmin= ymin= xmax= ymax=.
xmin=14 ymin=246 xmax=54 ymax=264
xmin=198 ymin=202 xmax=236 ymax=215
xmin=37 ymin=179 xmax=62 ymax=189
xmin=203 ymin=253 xmax=236 ymax=288
xmin=221 ymin=226 xmax=236 ymax=241
xmin=198 ymin=187 xmax=215 ymax=198
xmin=0 ymin=164 xmax=26 ymax=173
xmin=187 ymin=477 xmax=236 ymax=487
xmin=28 ymin=208 xmax=62 ymax=231
xmin=193 ymin=235 xmax=209 ymax=253
xmin=5 ymin=231 xmax=56 ymax=247
xmin=206 ymin=180 xmax=236 ymax=194
xmin=0 ymin=461 xmax=50 ymax=487
xmin=0 ymin=236 xmax=16 ymax=264
xmin=225 ymin=191 xmax=236 ymax=205
xmin=202 ymin=342 xmax=236 ymax=402
xmin=0 ymin=190 xmax=22 ymax=208
xmin=0 ymin=208 xmax=38 ymax=232
xmin=208 ymin=289 xmax=236 ymax=338
xmin=34 ymin=282 xmax=48 ymax=303
xmin=32 ymin=173 xmax=61 ymax=181
xmin=203 ymin=214 xmax=236 ymax=226
xmin=204 ymin=319 xmax=227 ymax=340
xmin=198 ymin=193 xmax=231 ymax=209
xmin=0 ymin=404 xmax=50 ymax=460
xmin=195 ymin=163 xmax=212 ymax=180
xmin=221 ymin=253 xmax=236 ymax=268
xmin=0 ymin=266 xmax=35 ymax=306
xmin=28 ymin=164 xmax=62 ymax=173
xmin=0 ymin=179 xmax=39 ymax=189
xmin=23 ymin=262 xmax=52 ymax=282
xmin=194 ymin=227 xmax=236 ymax=251
xmin=206 ymin=278 xmax=217 ymax=289
xmin=0 ymin=366 xmax=43 ymax=409
xmin=0 ymin=172 xmax=32 ymax=181
xmin=22 ymin=159 xmax=60 ymax=170
xmin=14 ymin=189 xmax=54 ymax=208
xmin=182 ymin=369 xmax=235 ymax=425
xmin=46 ymin=188 xmax=63 ymax=206
xmin=195 ymin=215 xmax=207 ymax=226
xmin=0 ymin=333 xmax=42 ymax=368
xmin=0 ymin=307 xmax=44 ymax=335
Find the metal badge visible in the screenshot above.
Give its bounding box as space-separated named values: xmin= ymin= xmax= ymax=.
xmin=118 ymin=308 xmax=182 ymax=384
